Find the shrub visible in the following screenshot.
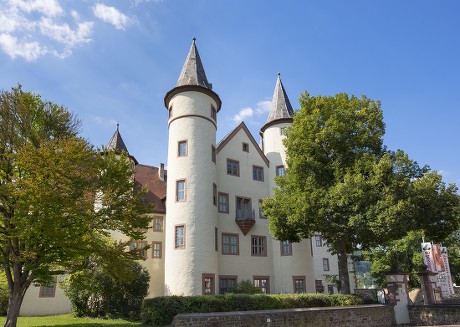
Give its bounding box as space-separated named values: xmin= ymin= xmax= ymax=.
xmin=141 ymin=293 xmax=364 ymax=326
xmin=63 ymin=260 xmax=149 ymax=320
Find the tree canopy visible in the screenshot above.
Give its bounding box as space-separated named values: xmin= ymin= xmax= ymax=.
xmin=0 ymin=86 xmax=151 ymax=327
xmin=262 ymin=92 xmax=460 ymax=293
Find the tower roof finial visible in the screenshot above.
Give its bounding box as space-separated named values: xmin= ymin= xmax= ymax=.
xmin=176 ymin=38 xmax=211 ymax=89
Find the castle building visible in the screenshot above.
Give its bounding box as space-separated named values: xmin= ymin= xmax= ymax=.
xmin=20 ymin=39 xmax=354 ymax=315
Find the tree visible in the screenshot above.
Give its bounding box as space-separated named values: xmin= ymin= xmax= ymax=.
xmin=0 ymin=86 xmax=150 ymax=327
xmin=63 ymin=256 xmax=149 ymax=320
xmin=262 ymin=92 xmax=460 ymax=294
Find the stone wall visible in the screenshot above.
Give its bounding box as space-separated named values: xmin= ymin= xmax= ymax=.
xmin=172 ymin=305 xmax=393 ymax=327
xmin=408 ymin=304 xmax=460 ymax=326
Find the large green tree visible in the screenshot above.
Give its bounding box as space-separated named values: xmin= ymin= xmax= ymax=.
xmin=0 ymin=86 xmax=150 ymax=327
xmin=262 ymin=92 xmax=460 ymax=294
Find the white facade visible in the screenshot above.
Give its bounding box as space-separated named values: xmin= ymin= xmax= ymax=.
xmin=20 ymin=39 xmax=352 ymax=315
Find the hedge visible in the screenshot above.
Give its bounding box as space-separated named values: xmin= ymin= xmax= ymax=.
xmin=141 ymin=293 xmax=364 ymax=326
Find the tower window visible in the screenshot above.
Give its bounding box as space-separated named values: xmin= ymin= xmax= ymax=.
xmin=176 ymin=180 xmax=186 ymax=202
xmin=211 ymin=105 xmax=217 ymax=121
xmin=202 ymin=273 xmax=215 ymax=295
xmin=212 ymin=145 xmax=216 ymax=163
xmin=242 ymin=142 xmax=249 ymax=152
xmin=280 ymin=127 xmax=286 ymax=135
xmin=253 ymin=166 xmax=264 ymax=181
xmin=178 ymin=140 xmax=187 ymax=157
xmin=227 ymin=159 xmax=239 ymax=176
xmin=175 ymin=225 xmax=185 ymax=249
xmin=169 ymin=106 xmax=173 ymax=118
xmin=218 ymin=193 xmax=229 ymax=213
xmin=213 ymin=183 xmax=217 ymax=206
xmin=276 ymin=165 xmax=285 ymax=177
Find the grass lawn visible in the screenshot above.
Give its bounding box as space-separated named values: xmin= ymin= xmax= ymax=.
xmin=1 ymin=314 xmax=143 ymax=327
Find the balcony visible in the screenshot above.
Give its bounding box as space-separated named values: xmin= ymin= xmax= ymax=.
xmin=235 ymin=208 xmax=255 ymax=235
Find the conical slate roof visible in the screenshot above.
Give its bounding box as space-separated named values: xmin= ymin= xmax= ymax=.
xmin=260 ymin=73 xmax=294 ymax=133
xmin=176 ymin=37 xmax=212 ymax=89
xmin=107 ymin=124 xmax=128 ymax=154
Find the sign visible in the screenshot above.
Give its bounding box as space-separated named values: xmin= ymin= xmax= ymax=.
xmin=421 ymin=242 xmax=454 ymax=297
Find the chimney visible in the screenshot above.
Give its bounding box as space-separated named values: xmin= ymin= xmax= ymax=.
xmin=159 ymin=163 xmax=165 ymax=181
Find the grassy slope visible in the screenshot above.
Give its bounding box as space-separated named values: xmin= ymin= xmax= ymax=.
xmin=1 ymin=314 xmax=142 ymax=327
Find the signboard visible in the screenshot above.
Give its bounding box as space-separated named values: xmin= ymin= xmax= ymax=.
xmin=421 ymin=242 xmax=454 ymax=297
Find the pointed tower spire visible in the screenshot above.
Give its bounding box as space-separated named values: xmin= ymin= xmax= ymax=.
xmin=176 ymin=37 xmax=212 ymax=89
xmin=106 ymin=124 xmax=129 ymax=154
xmin=260 ymin=73 xmax=294 ymax=133
xmin=164 ymin=38 xmax=221 ymax=111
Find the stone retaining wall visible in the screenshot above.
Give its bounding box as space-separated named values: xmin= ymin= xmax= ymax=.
xmin=172 ymin=304 xmax=394 ymax=327
xmin=408 ymin=304 xmax=460 ymax=326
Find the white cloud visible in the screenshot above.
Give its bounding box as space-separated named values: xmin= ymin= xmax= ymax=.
xmin=0 ymin=33 xmax=45 ymax=60
xmin=39 ymin=17 xmax=93 ymax=48
xmin=8 ymin=0 xmax=63 ymax=17
xmin=255 ymin=100 xmax=271 ymax=114
xmin=92 ymin=3 xmax=130 ymax=30
xmin=232 ymin=107 xmax=254 ymax=123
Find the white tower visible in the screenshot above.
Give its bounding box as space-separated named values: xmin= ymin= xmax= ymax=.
xmin=261 ymin=74 xmax=316 ymax=293
xmin=164 ymin=38 xmax=222 ymax=295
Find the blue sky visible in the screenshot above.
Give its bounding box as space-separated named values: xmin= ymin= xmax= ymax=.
xmin=1 ymin=0 xmax=459 ymax=185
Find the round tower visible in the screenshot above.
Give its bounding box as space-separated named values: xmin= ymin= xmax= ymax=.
xmin=163 ymin=38 xmax=221 ymax=295
xmin=261 ymin=74 xmax=316 ymax=294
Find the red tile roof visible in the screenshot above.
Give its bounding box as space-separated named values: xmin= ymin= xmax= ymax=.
xmin=135 ymin=164 xmax=167 ymax=213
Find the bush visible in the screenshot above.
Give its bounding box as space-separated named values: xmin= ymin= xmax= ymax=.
xmin=141 ymin=293 xmax=364 ymax=326
xmin=63 ymin=260 xmax=149 ymax=320
xmin=0 ymin=272 xmax=8 ymax=316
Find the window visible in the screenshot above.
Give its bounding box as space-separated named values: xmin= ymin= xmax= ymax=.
xmin=258 ymin=199 xmax=266 ymax=219
xmin=251 ymin=235 xmax=267 ymax=256
xmin=227 ymin=159 xmax=239 ymax=176
xmin=219 ymin=276 xmax=237 ymax=294
xmin=323 ymin=258 xmax=330 ymax=271
xmin=252 ymin=166 xmax=264 ymax=181
xmin=315 ymin=235 xmax=322 ymax=247
xmin=215 ymin=227 xmax=218 ymax=251
xmin=293 ymin=276 xmax=306 ymax=294
xmin=130 ymin=240 xmax=148 ymax=258
xmin=152 ymin=216 xmax=163 ymax=232
xmin=211 ymin=145 xmax=216 ymax=163
xmin=178 ymin=140 xmax=187 ymax=157
xmin=176 ymin=180 xmax=186 ymax=202
xmin=236 ymin=197 xmax=252 ymax=219
xmin=242 ymin=142 xmax=249 ymax=152
xmin=315 ymin=280 xmax=324 ymax=293
xmin=222 ymin=233 xmax=239 ymax=255
xmin=328 ymin=285 xmax=334 ymax=294
xmin=276 ymin=165 xmax=285 ymax=177
xmin=213 ymin=183 xmax=217 ymax=206
xmin=211 ymin=105 xmax=217 ymax=121
xmin=218 ymin=193 xmax=229 ymax=213
xmin=169 ymin=106 xmax=173 ymax=118
xmin=152 ymin=241 xmax=162 ymax=258
xmin=253 ymin=276 xmax=270 ymax=294
xmin=280 ymin=240 xmax=292 ymax=256
xmin=202 ymin=273 xmax=215 ymax=295
xmin=39 ymin=278 xmax=57 ymax=298
xmin=280 ymin=127 xmax=286 ymax=135
xmin=175 ymin=225 xmax=185 ymax=249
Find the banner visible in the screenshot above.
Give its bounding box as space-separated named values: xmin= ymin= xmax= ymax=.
xmin=421 ymin=242 xmax=454 ymax=297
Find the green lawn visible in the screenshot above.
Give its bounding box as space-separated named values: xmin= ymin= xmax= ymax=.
xmin=1 ymin=314 xmax=143 ymax=327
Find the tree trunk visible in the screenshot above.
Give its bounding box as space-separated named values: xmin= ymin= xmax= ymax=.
xmin=4 ymin=285 xmax=28 ymax=327
xmin=336 ymin=238 xmax=351 ymax=294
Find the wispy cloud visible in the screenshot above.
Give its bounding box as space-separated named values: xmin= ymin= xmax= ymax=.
xmin=92 ymin=3 xmax=130 ymax=30
xmin=0 ymin=1 xmax=137 ymax=61
xmin=232 ymin=107 xmax=254 ymax=123
xmin=232 ymin=100 xmax=272 ymax=124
